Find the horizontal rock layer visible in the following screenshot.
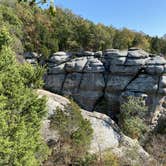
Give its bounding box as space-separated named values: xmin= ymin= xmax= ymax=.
xmin=41 ymin=49 xmax=166 ymax=124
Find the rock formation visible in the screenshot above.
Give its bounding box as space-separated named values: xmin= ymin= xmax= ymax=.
xmin=44 ymin=48 xmax=166 ymax=126
xmin=37 ymin=89 xmax=153 ymax=165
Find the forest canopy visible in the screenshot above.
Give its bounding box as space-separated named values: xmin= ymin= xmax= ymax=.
xmin=1 ymin=0 xmax=166 ymax=58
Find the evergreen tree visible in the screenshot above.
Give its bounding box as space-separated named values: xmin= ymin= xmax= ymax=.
xmin=0 ymin=27 xmax=49 ymax=165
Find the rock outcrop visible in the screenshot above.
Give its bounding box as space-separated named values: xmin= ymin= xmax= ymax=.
xmin=44 ymin=48 xmax=166 ymax=125
xmin=37 ymin=89 xmax=153 ymax=165
xmin=23 ymin=52 xmax=39 ymax=65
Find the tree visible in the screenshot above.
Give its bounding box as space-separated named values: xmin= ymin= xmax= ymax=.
xmin=92 ymin=24 xmax=115 ymax=50
xmin=17 ymin=0 xmax=47 ymax=6
xmin=119 ymin=97 xmax=148 ymax=139
xmin=0 ymin=26 xmax=49 ymax=165
xmin=132 ymin=33 xmax=150 ymax=51
xmin=47 ymin=100 xmax=93 ymax=165
xmin=113 ymin=28 xmax=135 ymax=50
xmin=17 ymin=0 xmax=56 ymax=15
xmin=1 ymin=0 xmax=166 ymax=55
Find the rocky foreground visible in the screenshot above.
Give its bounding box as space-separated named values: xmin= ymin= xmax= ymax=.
xmin=37 ymin=89 xmax=154 ymax=166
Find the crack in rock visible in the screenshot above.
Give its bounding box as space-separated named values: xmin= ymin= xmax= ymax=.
xmin=43 ymin=49 xmax=166 ymax=124
xmin=123 ymin=68 xmax=145 ymax=91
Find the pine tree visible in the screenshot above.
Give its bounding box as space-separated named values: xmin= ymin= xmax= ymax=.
xmin=0 ymin=27 xmax=49 ymax=165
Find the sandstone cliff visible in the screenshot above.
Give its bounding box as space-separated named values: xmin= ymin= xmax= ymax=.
xmin=43 ymin=48 xmax=166 ymax=127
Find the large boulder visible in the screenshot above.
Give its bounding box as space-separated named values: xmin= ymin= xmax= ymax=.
xmin=23 ymin=52 xmax=39 ymax=59
xmin=127 ymin=49 xmax=149 ymax=58
xmin=37 ymin=89 xmax=152 ymax=165
xmin=23 ymin=52 xmax=39 ymax=64
xmin=49 ymin=52 xmax=71 ymax=64
xmin=65 ymin=57 xmax=88 ymax=72
xmin=84 ymin=57 xmax=105 ymax=73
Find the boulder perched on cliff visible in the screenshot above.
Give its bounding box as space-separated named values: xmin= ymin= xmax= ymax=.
xmin=44 ymin=48 xmax=166 ymax=126
xmin=49 ymin=52 xmax=71 ymax=65
xmin=23 ymin=52 xmax=39 ymax=65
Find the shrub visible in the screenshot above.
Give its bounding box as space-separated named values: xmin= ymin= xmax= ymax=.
xmin=102 ymin=150 xmax=119 ymax=166
xmin=119 ymin=97 xmax=148 ymax=139
xmin=75 ymin=150 xmax=119 ymax=166
xmin=48 ymin=100 xmax=93 ymax=165
xmin=0 ymin=27 xmax=49 ymax=165
xmin=19 ymin=62 xmax=45 ymax=88
xmin=121 ymin=117 xmax=147 ymax=139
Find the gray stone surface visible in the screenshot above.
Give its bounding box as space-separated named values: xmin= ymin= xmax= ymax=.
xmin=52 ymin=51 xmax=71 ymax=57
xmin=80 ymin=73 xmax=105 ymax=91
xmin=110 ymin=65 xmax=141 ymax=75
xmin=125 ymin=58 xmax=148 ymax=66
xmin=94 ymin=51 xmax=103 ymax=58
xmin=38 ymin=89 xmax=153 ymax=165
xmin=84 ymin=57 xmax=105 ymax=72
xmin=63 ymin=73 xmax=82 ymax=95
xmin=44 ymin=49 xmax=166 ymax=122
xmin=83 ymin=51 xmax=95 ymax=56
xmin=48 ymin=64 xmax=65 ymax=74
xmin=159 ymin=75 xmax=166 ymax=94
xmin=106 ymin=75 xmax=133 ymax=91
xmin=65 ymin=57 xmax=87 ymax=72
xmin=49 ymin=55 xmax=69 ymax=64
xmin=145 ymin=65 xmax=164 ymax=75
xmin=126 ymin=74 xmax=159 ymax=93
xmin=146 ymin=56 xmax=166 ymax=65
xmin=45 ymin=74 xmax=65 ymax=93
xmin=75 ymin=90 xmax=103 ymax=110
xmin=128 ymin=49 xmax=149 ymax=58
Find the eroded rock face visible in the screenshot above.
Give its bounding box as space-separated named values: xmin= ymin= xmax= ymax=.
xmin=44 ymin=49 xmax=166 ymax=125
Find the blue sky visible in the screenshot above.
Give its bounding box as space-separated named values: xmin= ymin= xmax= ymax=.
xmin=47 ymin=0 xmax=166 ymax=37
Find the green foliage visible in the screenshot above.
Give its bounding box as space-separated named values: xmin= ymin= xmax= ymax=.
xmin=76 ymin=150 xmax=119 ymax=166
xmin=0 ymin=27 xmax=12 ymax=49
xmin=119 ymin=97 xmax=148 ymax=139
xmin=75 ymin=153 xmax=97 ymax=166
xmin=0 ymin=27 xmax=49 ymax=165
xmin=49 ymin=100 xmax=93 ymax=165
xmin=1 ymin=1 xmax=166 ymax=56
xmin=132 ymin=33 xmax=150 ymax=51
xmin=121 ymin=117 xmax=147 ymax=139
xmin=19 ymin=62 xmax=45 ymax=88
xmin=101 ymin=150 xmax=119 ymax=166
